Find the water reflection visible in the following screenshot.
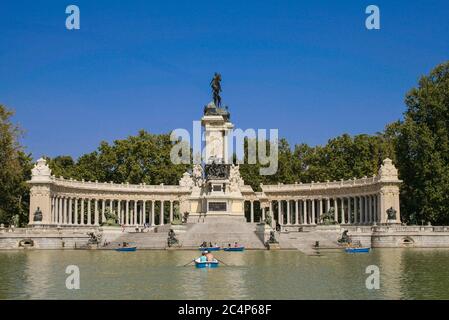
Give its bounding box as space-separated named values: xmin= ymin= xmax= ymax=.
xmin=1 ymin=249 xmax=449 ymax=299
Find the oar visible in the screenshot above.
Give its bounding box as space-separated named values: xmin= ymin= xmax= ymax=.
xmin=215 ymin=257 xmax=230 ymax=266
xmin=182 ymin=259 xmax=195 ymax=267
xmin=181 ymin=259 xmax=195 ymax=267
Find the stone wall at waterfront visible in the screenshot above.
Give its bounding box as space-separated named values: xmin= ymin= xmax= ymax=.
xmin=0 ymin=226 xmax=123 ymax=250
xmin=3 ymin=225 xmax=449 ymax=250
xmin=348 ymin=225 xmax=449 ymax=248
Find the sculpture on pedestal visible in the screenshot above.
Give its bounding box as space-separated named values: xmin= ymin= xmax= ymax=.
xmin=210 ymin=72 xmax=222 ymax=108
xmin=33 ymin=207 xmax=43 ymax=222
xmin=31 ymin=158 xmax=52 ymax=181
xmin=205 ymin=161 xmax=230 ymax=180
xmin=229 ymin=164 xmax=244 ymax=192
xmin=192 ymin=164 xmax=204 ymax=187
xmin=167 ymin=229 xmax=179 ymax=247
xmin=387 ymin=207 xmax=397 ymax=221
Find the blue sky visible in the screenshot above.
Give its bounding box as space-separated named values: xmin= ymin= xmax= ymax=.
xmin=1 ymin=0 xmax=448 ymax=160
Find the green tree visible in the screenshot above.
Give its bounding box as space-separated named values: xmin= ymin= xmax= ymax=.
xmin=394 ymin=61 xmax=449 ymax=225
xmin=0 ymin=105 xmax=32 ymax=226
xmin=48 ymin=130 xmax=190 ymax=185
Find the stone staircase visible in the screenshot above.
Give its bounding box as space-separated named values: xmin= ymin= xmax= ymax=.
xmin=177 ymin=216 xmax=266 ymax=249
xmin=103 ymin=217 xmax=266 ymax=249
xmin=278 ymin=229 xmax=341 ymax=255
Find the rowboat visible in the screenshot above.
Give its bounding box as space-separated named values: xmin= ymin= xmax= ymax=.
xmin=198 ymin=246 xmax=221 ymax=251
xmin=115 ymin=246 xmax=137 ymax=252
xmin=194 ymin=258 xmax=219 ymax=268
xmin=223 ymin=246 xmax=245 ymax=252
xmin=345 ymin=247 xmax=370 ymax=253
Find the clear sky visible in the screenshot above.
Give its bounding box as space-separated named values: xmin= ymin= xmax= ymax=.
xmin=1 ymin=0 xmax=448 ymax=160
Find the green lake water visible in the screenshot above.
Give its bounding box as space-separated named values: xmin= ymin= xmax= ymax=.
xmin=1 ymin=249 xmax=449 ymax=300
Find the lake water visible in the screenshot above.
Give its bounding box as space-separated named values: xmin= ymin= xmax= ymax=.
xmin=1 ymin=249 xmax=449 ymax=300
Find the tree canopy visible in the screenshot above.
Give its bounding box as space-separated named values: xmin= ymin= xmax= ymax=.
xmin=48 ymin=130 xmax=190 ymax=185
xmin=393 ymin=61 xmax=449 ymax=225
xmin=0 ymin=105 xmax=32 ymax=226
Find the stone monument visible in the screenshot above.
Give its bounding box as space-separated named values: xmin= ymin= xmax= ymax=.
xmin=183 ymin=74 xmax=245 ymax=221
xmin=28 ymin=158 xmax=53 ymax=226
xmin=378 ymin=158 xmax=402 ymax=224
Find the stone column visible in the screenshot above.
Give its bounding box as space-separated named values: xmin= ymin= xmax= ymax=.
xmin=80 ymin=198 xmax=84 ymax=225
xmin=250 ymin=201 xmax=254 ymax=223
xmin=74 ymin=198 xmax=78 ymax=225
xmin=54 ymin=197 xmax=58 ymax=224
xmin=142 ymin=201 xmax=146 ymax=225
xmin=151 ymin=200 xmax=155 ymax=226
xmin=160 ymin=201 xmax=164 ymax=226
xmin=311 ymin=199 xmax=315 ymax=224
xmin=295 ymin=200 xmax=299 ymax=225
xmin=133 ymin=201 xmax=138 ymax=225
xmin=364 ymin=196 xmax=368 ymax=224
xmin=56 ymin=197 xmax=61 ymax=225
xmin=373 ymin=194 xmax=379 ymax=223
xmin=262 ymin=206 xmax=266 ymax=222
xmin=303 ymin=200 xmax=307 ymax=224
xmin=87 ymin=199 xmax=92 ymax=225
xmin=317 ymin=199 xmax=322 ymax=224
xmin=50 ymin=197 xmax=54 ymax=223
xmin=347 ymin=197 xmax=352 ymax=224
xmin=67 ymin=198 xmax=72 ymax=225
xmin=94 ymin=199 xmax=99 ymax=226
xmin=62 ymin=197 xmax=67 ymax=225
xmin=363 ymin=196 xmax=367 ymax=224
xmin=125 ymin=200 xmax=129 ymax=226
xmin=366 ymin=196 xmax=370 ymax=224
xmin=111 ymin=199 xmax=115 ymax=224
xmin=353 ymin=196 xmax=358 ymax=224
xmin=101 ymin=199 xmax=106 ymax=223
xmin=358 ymin=196 xmax=363 ymax=224
xmin=117 ymin=200 xmax=121 ymax=225
xmin=168 ymin=200 xmax=173 ymax=223
xmin=277 ymin=200 xmax=282 ymax=225
xmin=333 ymin=198 xmax=338 ymax=223
xmin=340 ymin=198 xmax=345 ymax=224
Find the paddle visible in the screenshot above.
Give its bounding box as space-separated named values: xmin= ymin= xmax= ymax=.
xmin=215 ymin=257 xmax=229 ymax=266
xmin=181 ymin=259 xmax=195 ymax=267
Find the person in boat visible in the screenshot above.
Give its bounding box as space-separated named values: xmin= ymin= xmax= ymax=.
xmin=213 ymin=242 xmax=218 ymax=248
xmin=123 ymin=242 xmax=128 ymax=248
xmin=228 ymin=243 xmax=231 ymax=248
xmin=234 ymin=241 xmax=239 ymax=248
xmin=199 ymin=251 xmax=207 ymax=262
xmin=205 ymin=250 xmax=215 ymax=262
xmin=209 ymin=241 xmax=213 ymax=248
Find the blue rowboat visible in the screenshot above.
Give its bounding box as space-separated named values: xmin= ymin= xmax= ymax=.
xmin=198 ymin=247 xmax=221 ymax=251
xmin=224 ymin=247 xmax=245 ymax=252
xmin=115 ymin=246 xmax=137 ymax=252
xmin=345 ymin=247 xmax=370 ymax=253
xmin=195 ymin=258 xmax=219 ymax=268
